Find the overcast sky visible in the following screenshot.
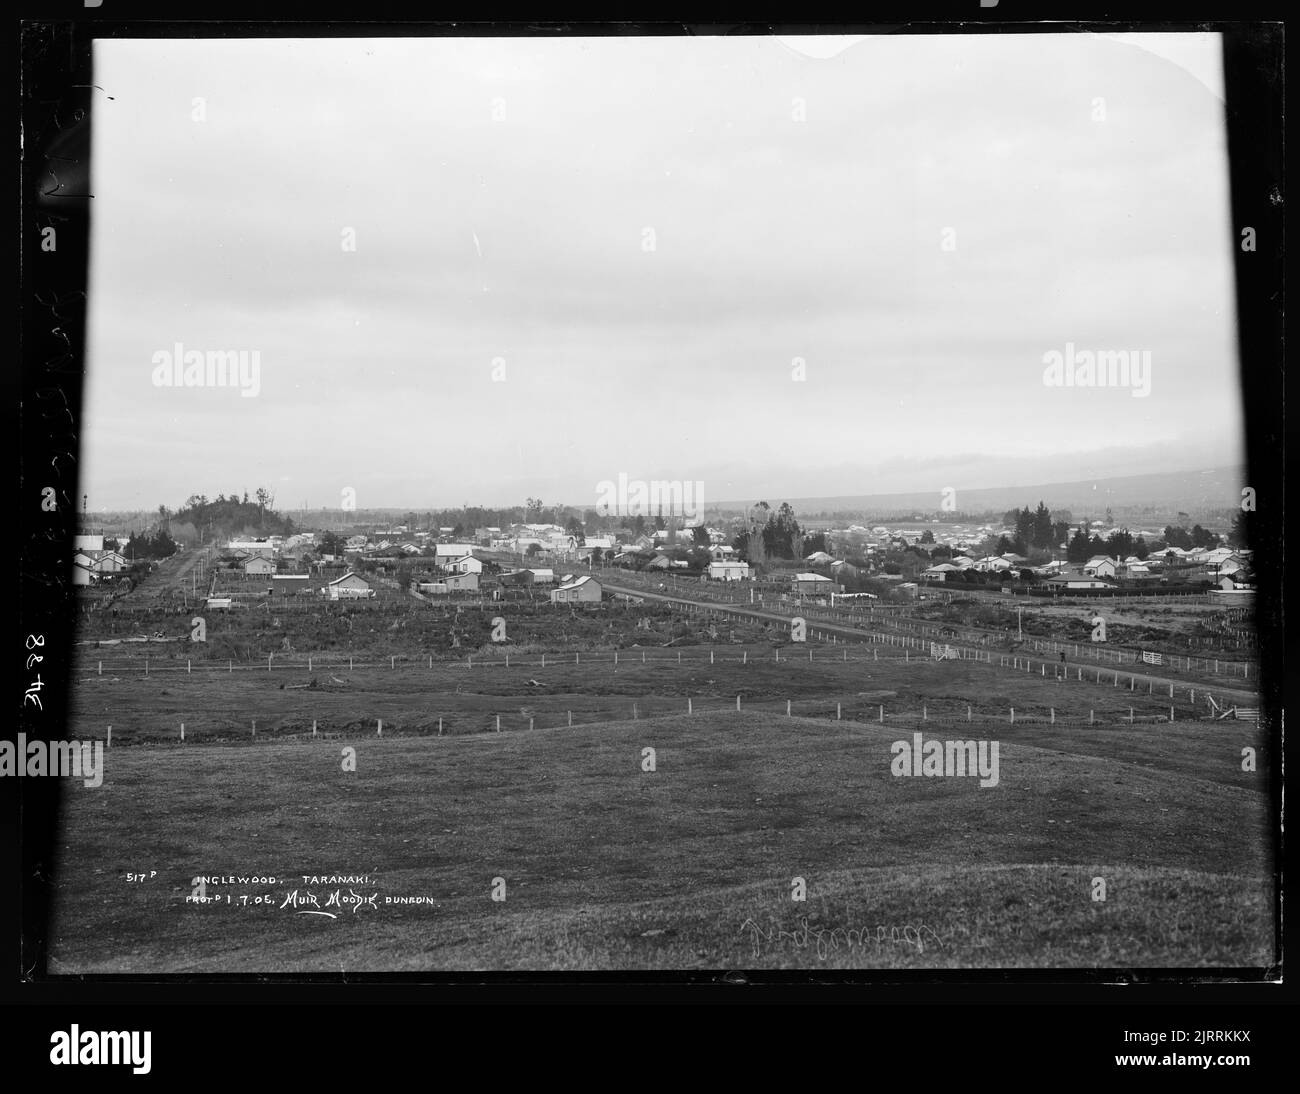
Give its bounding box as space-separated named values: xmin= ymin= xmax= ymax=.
xmin=84 ymin=32 xmax=1243 ymax=513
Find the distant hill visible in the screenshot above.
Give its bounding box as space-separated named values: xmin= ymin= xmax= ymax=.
xmin=725 ymin=467 xmax=1247 ymax=521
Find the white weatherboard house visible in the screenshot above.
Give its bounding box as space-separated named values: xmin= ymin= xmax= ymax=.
xmin=448 ymin=555 xmax=483 ymax=575
xmin=1083 ymin=556 xmax=1118 ymax=579
xmin=74 ymin=534 xmax=105 ymax=553
xmin=707 ymin=560 xmax=750 ymax=581
xmin=326 ymin=572 xmax=373 ymax=599
xmin=242 ymin=555 xmax=275 ymax=576
xmin=551 ymin=575 xmax=603 ymax=603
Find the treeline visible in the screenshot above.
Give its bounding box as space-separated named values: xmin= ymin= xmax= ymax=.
xmin=122 ymin=529 xmax=177 ymax=561
xmin=174 ymin=490 xmax=296 ymax=540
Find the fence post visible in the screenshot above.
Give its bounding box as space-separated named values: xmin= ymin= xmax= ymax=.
xmin=1050 ymin=708 xmax=1054 ymax=724
xmin=1169 ymin=706 xmax=1174 ymax=722
xmin=1129 ymin=708 xmax=1134 ymax=724
xmin=678 ymin=652 xmax=681 ymax=664
xmin=392 ymin=656 xmax=395 ymax=670
xmin=180 ymin=723 xmax=184 ymax=742
xmin=530 ymin=717 xmax=534 ymax=731
xmin=879 ymin=705 xmax=884 ymax=723
xmin=967 ymin=705 xmax=971 ymax=722
xmin=837 ymin=703 xmax=842 ymax=720
xmin=145 ymin=658 xmax=148 ymax=676
xmin=542 ymin=654 xmax=546 ymax=668
xmin=1010 ymin=707 xmax=1015 ymax=724
xmin=106 ymin=726 xmax=111 ymax=748
xmin=688 ymin=699 xmax=692 ymax=715
xmin=312 ymin=719 xmax=317 ymax=737
xmin=377 ymin=719 xmax=382 ymax=737
xmin=269 ymin=653 xmax=272 ymax=671
xmin=736 ymin=695 xmax=741 ymax=711
xmin=252 ymin=720 xmax=256 ymax=739
xmin=743 ymin=651 xmax=747 ymax=665
xmin=229 ymin=660 xmax=232 ymax=673
xmin=439 ymin=717 xmax=444 ymax=735
xmin=187 ymin=660 xmax=191 ymax=674
xmin=496 ymin=715 xmax=501 ymax=733
xmin=1089 ymin=710 xmax=1094 ymax=725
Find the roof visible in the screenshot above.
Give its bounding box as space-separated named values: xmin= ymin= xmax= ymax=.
xmin=793 ymin=572 xmax=834 ymax=582
xmin=555 ymin=575 xmax=598 ymax=592
xmin=328 ymin=571 xmax=369 ymax=586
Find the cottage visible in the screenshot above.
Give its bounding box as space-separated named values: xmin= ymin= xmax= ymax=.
xmin=74 ymin=534 xmax=105 ymax=553
xmin=1083 ymin=556 xmax=1118 ymax=579
xmin=444 ymin=571 xmax=480 ymax=592
xmin=525 ymin=568 xmax=556 ymax=584
xmin=922 ymin=563 xmax=958 ymax=582
xmin=711 ymin=545 xmax=738 ymax=563
xmin=551 ymin=575 xmax=603 ymax=603
xmin=242 ymin=555 xmax=276 ymax=576
xmin=326 ymin=572 xmax=373 ymax=599
xmin=448 ymin=555 xmax=484 ymax=575
xmin=792 ymin=572 xmax=837 ymax=595
xmin=1047 ymin=576 xmax=1117 ymax=590
xmin=71 ymin=562 xmax=97 ymax=585
xmin=707 ymin=560 xmax=751 ymax=581
xmin=804 ymin=550 xmax=835 ymax=565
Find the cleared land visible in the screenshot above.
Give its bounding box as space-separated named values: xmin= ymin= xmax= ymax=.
xmin=48 ymin=711 xmax=1274 ymax=971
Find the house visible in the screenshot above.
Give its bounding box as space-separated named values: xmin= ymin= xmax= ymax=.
xmin=526 ymin=568 xmax=556 ymax=584
xmin=711 ymin=545 xmax=737 ymax=563
xmin=228 ymin=539 xmax=275 ymax=558
xmin=792 ymin=572 xmax=837 ymax=595
xmin=498 ymin=570 xmax=534 ymax=587
xmin=804 ymin=551 xmax=835 ymax=565
xmin=448 ymin=555 xmax=483 ymax=575
xmin=1047 ymin=576 xmax=1117 ymax=590
xmin=444 ymin=571 xmax=479 ymax=592
xmin=72 ymin=562 xmax=97 ymax=586
xmin=75 ymin=534 xmax=105 ymax=553
xmin=922 ymin=563 xmax=958 ymax=582
xmin=1083 ymin=556 xmax=1118 ymax=579
xmin=707 ymin=561 xmax=751 ymax=581
xmin=644 ymin=555 xmax=673 ymax=571
xmin=1124 ymin=562 xmax=1151 ymax=578
xmin=326 ymin=572 xmax=373 ymax=599
xmin=242 ymin=555 xmax=276 ymax=576
xmin=551 ymin=575 xmax=603 ymax=603
xmin=433 ymin=543 xmax=476 ymax=564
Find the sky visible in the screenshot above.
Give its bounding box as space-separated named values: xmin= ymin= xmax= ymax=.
xmin=83 ymin=32 xmax=1244 ymax=514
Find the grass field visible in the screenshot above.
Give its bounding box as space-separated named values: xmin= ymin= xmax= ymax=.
xmin=68 ymin=644 xmax=1231 ymax=743
xmin=47 ymin=710 xmax=1275 ymax=972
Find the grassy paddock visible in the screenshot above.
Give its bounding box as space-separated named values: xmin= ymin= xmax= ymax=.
xmin=48 ymin=711 xmax=1275 ymax=972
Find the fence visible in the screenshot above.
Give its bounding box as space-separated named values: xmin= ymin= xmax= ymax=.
xmin=87 ymin=692 xmax=1226 ymax=749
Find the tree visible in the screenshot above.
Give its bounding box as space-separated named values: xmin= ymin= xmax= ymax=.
xmin=1031 ymin=501 xmax=1053 ymax=549
xmin=919 ymin=529 xmax=935 ymax=545
xmin=1134 ymin=536 xmax=1149 ymax=561
xmin=1066 ymin=526 xmax=1092 ymax=563
xmin=692 ymin=525 xmax=711 ymax=548
xmin=525 ymin=543 xmax=542 ymax=559
xmin=317 ymin=531 xmax=344 ymax=557
xmin=1228 ymin=510 xmax=1251 ymax=549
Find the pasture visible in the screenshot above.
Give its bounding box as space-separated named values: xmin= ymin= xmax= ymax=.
xmin=47 ymin=711 xmax=1275 ymax=971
